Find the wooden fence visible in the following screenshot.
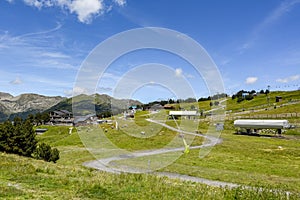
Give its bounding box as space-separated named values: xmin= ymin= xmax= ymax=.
xmin=227 ymin=113 xmax=300 ymax=120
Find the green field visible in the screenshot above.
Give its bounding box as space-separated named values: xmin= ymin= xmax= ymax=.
xmin=1 ymin=91 xmax=300 ymax=199
xmin=1 ymin=122 xmax=300 ymax=199
xmin=1 ymin=123 xmax=299 ymax=199
xmin=226 ymin=90 xmax=300 ymax=112
xmin=163 ymin=129 xmax=300 ymax=191
xmin=176 ymin=90 xmax=300 ymax=115
xmin=3 ymin=152 xmax=298 ymax=199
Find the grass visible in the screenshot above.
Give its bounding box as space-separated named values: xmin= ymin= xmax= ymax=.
xmin=36 ymin=126 xmax=83 ymax=147
xmin=1 ymin=90 xmax=300 ymax=199
xmin=105 ymin=124 xmax=185 ymax=150
xmin=247 ymin=102 xmax=300 ymax=115
xmin=34 ymin=109 xmax=300 ymax=194
xmin=1 ymin=153 xmax=299 ymax=199
xmin=94 ymin=110 xmax=203 ymax=151
xmin=162 ymin=131 xmax=300 ymax=191
xmin=35 ymin=125 xmax=94 ymax=166
xmin=226 ymin=90 xmax=300 ymax=112
xmin=166 ymin=90 xmax=300 ymax=115
xmin=152 ymin=118 xmax=300 ymax=192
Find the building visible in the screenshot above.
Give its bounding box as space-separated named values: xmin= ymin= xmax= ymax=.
xmin=169 ymin=111 xmax=198 ymax=119
xmin=164 ymin=105 xmax=175 ymax=110
xmin=73 ymin=114 xmax=97 ymax=126
xmin=275 ymin=96 xmax=282 ymax=102
xmin=149 ymin=104 xmax=164 ymax=111
xmin=49 ymin=110 xmax=73 ymax=125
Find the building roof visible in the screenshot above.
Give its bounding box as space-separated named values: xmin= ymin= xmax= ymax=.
xmin=51 ymin=110 xmax=72 ymax=116
xmin=60 ymin=110 xmax=72 ymax=114
xmin=74 ymin=114 xmax=96 ymax=123
xmin=169 ymin=111 xmax=197 ymax=116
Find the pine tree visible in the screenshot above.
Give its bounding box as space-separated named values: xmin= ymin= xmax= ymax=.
xmin=0 ymin=116 xmax=59 ymax=162
xmin=0 ymin=118 xmax=37 ymax=157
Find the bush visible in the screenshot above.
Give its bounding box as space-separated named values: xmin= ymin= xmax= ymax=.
xmin=245 ymin=95 xmax=254 ymax=100
xmin=34 ymin=142 xmax=60 ymax=163
xmin=50 ymin=148 xmax=60 ymax=163
xmin=237 ymin=97 xmax=244 ymax=103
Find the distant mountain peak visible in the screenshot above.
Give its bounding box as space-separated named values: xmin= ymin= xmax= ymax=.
xmin=0 ymin=92 xmax=65 ymax=121
xmin=0 ymin=92 xmax=142 ymax=122
xmin=0 ymin=92 xmax=13 ymax=100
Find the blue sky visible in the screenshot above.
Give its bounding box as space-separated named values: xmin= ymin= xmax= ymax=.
xmin=1 ymin=0 xmax=300 ymax=102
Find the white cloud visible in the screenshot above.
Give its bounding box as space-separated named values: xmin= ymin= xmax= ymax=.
xmin=245 ymin=77 xmax=258 ymax=84
xmin=276 ymin=74 xmax=300 ymax=83
xmin=10 ymin=76 xmax=23 ymax=85
xmin=64 ymin=86 xmax=92 ymax=96
xmin=68 ymin=0 xmax=103 ymax=23
xmin=185 ymin=73 xmax=195 ymax=79
xmin=41 ymin=52 xmax=70 ymax=59
xmin=260 ymin=0 xmax=300 ymax=27
xmin=0 ymin=24 xmax=80 ymax=71
xmin=114 ymin=0 xmax=126 ymax=6
xmin=17 ymin=0 xmax=126 ymax=24
xmin=23 ymin=0 xmax=44 ymax=9
xmin=175 ymin=68 xmax=183 ymax=77
xmin=238 ymin=0 xmax=300 ymax=53
xmin=173 ymin=68 xmax=194 ymax=79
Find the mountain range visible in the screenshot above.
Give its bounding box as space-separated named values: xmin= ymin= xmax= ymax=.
xmin=0 ymin=92 xmax=141 ymax=122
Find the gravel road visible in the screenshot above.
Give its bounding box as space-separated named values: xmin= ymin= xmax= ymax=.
xmin=83 ymin=119 xmax=239 ymax=188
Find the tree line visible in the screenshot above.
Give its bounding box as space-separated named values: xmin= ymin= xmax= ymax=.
xmin=231 ymin=89 xmax=270 ymax=103
xmin=0 ymin=117 xmax=59 ymax=163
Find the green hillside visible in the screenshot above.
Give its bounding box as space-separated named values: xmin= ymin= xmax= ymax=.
xmin=1 ymin=90 xmax=300 ymax=199
xmin=1 ymin=124 xmax=299 ymax=199
xmin=226 ymin=90 xmax=300 ymax=112
xmin=168 ymin=90 xmax=300 ymax=117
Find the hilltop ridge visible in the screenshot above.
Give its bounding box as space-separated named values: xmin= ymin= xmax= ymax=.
xmin=0 ymin=93 xmax=65 ymax=121
xmin=0 ymin=92 xmax=142 ymax=121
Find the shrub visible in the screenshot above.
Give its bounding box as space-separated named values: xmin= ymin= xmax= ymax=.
xmin=237 ymin=97 xmax=244 ymax=103
xmin=245 ymin=95 xmax=254 ymax=100
xmin=34 ymin=142 xmax=60 ymax=163
xmin=50 ymin=148 xmax=60 ymax=163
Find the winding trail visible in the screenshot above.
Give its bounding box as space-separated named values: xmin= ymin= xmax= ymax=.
xmin=83 ymin=119 xmax=239 ymax=188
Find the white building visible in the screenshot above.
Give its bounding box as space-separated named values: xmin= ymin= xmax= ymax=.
xmin=169 ymin=111 xmax=198 ymax=119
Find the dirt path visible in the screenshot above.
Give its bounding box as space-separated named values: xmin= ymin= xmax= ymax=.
xmin=83 ymin=119 xmax=239 ymax=188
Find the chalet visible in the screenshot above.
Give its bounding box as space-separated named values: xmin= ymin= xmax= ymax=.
xmin=49 ymin=110 xmax=73 ymax=125
xmin=149 ymin=104 xmax=164 ymax=111
xmin=74 ymin=114 xmax=97 ymax=126
xmin=164 ymin=105 xmax=175 ymax=110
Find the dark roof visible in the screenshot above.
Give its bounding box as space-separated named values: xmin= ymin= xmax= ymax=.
xmin=74 ymin=114 xmax=96 ymax=123
xmin=53 ymin=111 xmax=64 ymax=115
xmin=60 ymin=110 xmax=72 ymax=114
xmin=52 ymin=110 xmax=72 ymax=116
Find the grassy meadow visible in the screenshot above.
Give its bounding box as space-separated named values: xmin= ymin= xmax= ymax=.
xmin=1 ymin=90 xmax=300 ymax=199
xmin=1 ymin=123 xmax=299 ymax=199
